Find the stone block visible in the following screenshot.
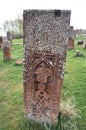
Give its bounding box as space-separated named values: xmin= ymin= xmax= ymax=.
xmin=23 ymin=10 xmax=71 ymax=124
xmin=0 ymin=36 xmax=2 ymax=49
xmin=68 ymin=26 xmax=74 ymax=49
xmin=2 ymin=38 xmax=12 ymax=60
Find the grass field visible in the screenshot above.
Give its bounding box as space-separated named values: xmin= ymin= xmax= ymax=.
xmin=12 ymin=38 xmax=23 ymax=44
xmin=0 ymin=36 xmax=86 ymax=130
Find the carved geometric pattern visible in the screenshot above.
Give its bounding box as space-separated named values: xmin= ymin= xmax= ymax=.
xmin=23 ymin=10 xmax=71 ymax=124
xmin=32 ymin=52 xmax=54 ymax=117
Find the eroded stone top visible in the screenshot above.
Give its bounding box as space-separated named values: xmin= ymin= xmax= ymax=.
xmin=23 ymin=9 xmax=71 ymax=124
xmin=2 ymin=37 xmax=11 ymax=48
xmin=69 ymin=26 xmax=74 ymax=39
xmin=23 ymin=10 xmax=71 ymax=54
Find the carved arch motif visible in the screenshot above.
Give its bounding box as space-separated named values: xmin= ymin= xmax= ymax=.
xmin=33 ymin=57 xmax=54 ymax=115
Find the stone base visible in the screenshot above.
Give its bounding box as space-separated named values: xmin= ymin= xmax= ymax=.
xmin=25 ymin=111 xmax=58 ymax=124
xmin=68 ymin=37 xmax=74 ymax=49
xmin=3 ymin=47 xmax=11 ymax=60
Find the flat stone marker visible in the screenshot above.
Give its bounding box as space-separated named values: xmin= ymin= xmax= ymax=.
xmin=23 ymin=10 xmax=71 ymax=124
xmin=15 ymin=59 xmax=23 ymax=65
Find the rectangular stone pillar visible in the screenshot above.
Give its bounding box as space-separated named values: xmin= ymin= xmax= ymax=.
xmin=7 ymin=31 xmax=12 ymax=45
xmin=0 ymin=36 xmax=2 ymax=49
xmin=2 ymin=38 xmax=12 ymax=60
xmin=68 ymin=26 xmax=74 ymax=49
xmin=23 ymin=10 xmax=71 ymax=124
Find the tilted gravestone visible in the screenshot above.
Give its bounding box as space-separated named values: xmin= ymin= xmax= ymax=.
xmin=68 ymin=26 xmax=74 ymax=49
xmin=2 ymin=37 xmax=12 ymax=60
xmin=23 ymin=10 xmax=71 ymax=123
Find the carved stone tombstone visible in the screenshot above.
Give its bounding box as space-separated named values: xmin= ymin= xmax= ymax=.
xmin=68 ymin=26 xmax=74 ymax=49
xmin=2 ymin=37 xmax=12 ymax=60
xmin=7 ymin=31 xmax=12 ymax=45
xmin=23 ymin=10 xmax=71 ymax=123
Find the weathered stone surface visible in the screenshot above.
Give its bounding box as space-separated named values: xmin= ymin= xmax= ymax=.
xmin=0 ymin=36 xmax=2 ymax=49
xmin=68 ymin=26 xmax=74 ymax=49
xmin=23 ymin=10 xmax=71 ymax=124
xmin=2 ymin=38 xmax=12 ymax=60
xmin=7 ymin=31 xmax=12 ymax=45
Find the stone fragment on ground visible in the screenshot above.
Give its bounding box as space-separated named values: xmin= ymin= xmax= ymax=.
xmin=15 ymin=59 xmax=23 ymax=65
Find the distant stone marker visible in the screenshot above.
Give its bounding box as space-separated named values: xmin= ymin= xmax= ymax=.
xmin=2 ymin=37 xmax=12 ymax=60
xmin=23 ymin=10 xmax=71 ymax=124
xmin=7 ymin=31 xmax=12 ymax=45
xmin=0 ymin=36 xmax=2 ymax=49
xmin=83 ymin=43 xmax=86 ymax=49
xmin=68 ymin=26 xmax=74 ymax=49
xmin=74 ymin=50 xmax=84 ymax=57
xmin=77 ymin=40 xmax=84 ymax=45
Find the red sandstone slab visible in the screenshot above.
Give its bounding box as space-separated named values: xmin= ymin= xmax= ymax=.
xmin=23 ymin=10 xmax=71 ymax=124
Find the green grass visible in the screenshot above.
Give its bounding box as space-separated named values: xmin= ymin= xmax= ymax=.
xmin=12 ymin=38 xmax=23 ymax=44
xmin=0 ymin=43 xmax=23 ymax=130
xmin=75 ymin=34 xmax=86 ymax=43
xmin=0 ymin=36 xmax=86 ymax=130
xmin=63 ymin=37 xmax=86 ymax=130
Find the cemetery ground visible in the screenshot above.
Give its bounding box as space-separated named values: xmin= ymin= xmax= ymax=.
xmin=0 ymin=36 xmax=86 ymax=130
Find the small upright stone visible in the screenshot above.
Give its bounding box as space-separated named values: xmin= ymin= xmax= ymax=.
xmin=0 ymin=36 xmax=3 ymax=49
xmin=68 ymin=26 xmax=74 ymax=49
xmin=7 ymin=31 xmax=12 ymax=45
xmin=74 ymin=50 xmax=84 ymax=57
xmin=83 ymin=43 xmax=86 ymax=49
xmin=2 ymin=37 xmax=12 ymax=60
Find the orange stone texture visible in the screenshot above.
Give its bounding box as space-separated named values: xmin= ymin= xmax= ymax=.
xmin=23 ymin=10 xmax=71 ymax=123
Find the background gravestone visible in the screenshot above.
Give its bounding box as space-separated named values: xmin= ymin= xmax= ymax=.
xmin=68 ymin=26 xmax=75 ymax=49
xmin=7 ymin=31 xmax=12 ymax=45
xmin=0 ymin=36 xmax=2 ymax=49
xmin=23 ymin=10 xmax=71 ymax=123
xmin=2 ymin=37 xmax=12 ymax=60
